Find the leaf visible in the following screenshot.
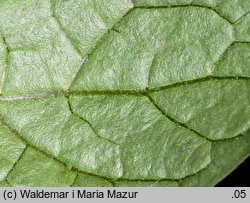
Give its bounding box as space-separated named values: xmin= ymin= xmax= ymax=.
xmin=72 ymin=173 xmax=114 ymax=187
xmin=0 ymin=0 xmax=249 ymax=187
xmin=180 ymin=130 xmax=250 ymax=186
xmin=0 ymin=180 xmax=9 ymax=187
xmin=6 ymin=148 xmax=76 ymax=187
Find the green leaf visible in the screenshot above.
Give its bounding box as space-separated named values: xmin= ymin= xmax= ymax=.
xmin=115 ymin=180 xmax=179 ymax=187
xmin=72 ymin=173 xmax=114 ymax=187
xmin=0 ymin=0 xmax=249 ymax=186
xmin=180 ymin=130 xmax=250 ymax=186
xmin=0 ymin=123 xmax=26 ymax=180
xmin=0 ymin=180 xmax=9 ymax=187
xmin=6 ymin=147 xmax=77 ymax=187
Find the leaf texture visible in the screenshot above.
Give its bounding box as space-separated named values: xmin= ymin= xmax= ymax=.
xmin=0 ymin=0 xmax=249 ymax=186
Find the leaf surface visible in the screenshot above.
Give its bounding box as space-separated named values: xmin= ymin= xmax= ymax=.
xmin=0 ymin=0 xmax=249 ymax=186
